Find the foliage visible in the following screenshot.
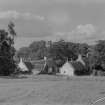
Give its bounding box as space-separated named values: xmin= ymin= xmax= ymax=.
xmin=79 ymin=43 xmax=89 ymax=55
xmin=94 ymin=40 xmax=105 ymax=70
xmin=0 ymin=22 xmax=17 ymax=76
xmin=86 ymin=40 xmax=105 ymax=75
xmin=18 ymin=40 xmax=47 ymax=60
xmin=48 ymin=40 xmax=67 ymax=60
xmin=17 ymin=47 xmax=31 ymax=58
xmin=18 ymin=38 xmax=105 ymax=75
xmin=17 ymin=39 xmax=90 ymax=64
xmin=48 ymin=40 xmax=77 ymax=61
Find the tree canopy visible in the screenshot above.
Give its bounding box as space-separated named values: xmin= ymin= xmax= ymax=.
xmin=0 ymin=22 xmax=17 ymax=76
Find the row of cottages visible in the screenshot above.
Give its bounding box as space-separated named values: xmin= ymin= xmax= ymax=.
xmin=39 ymin=54 xmax=89 ymax=76
xmin=16 ymin=54 xmax=89 ymax=76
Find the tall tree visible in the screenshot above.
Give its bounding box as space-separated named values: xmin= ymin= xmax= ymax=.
xmin=94 ymin=40 xmax=105 ymax=69
xmin=0 ymin=22 xmax=17 ymax=75
xmin=8 ymin=21 xmax=16 ymax=44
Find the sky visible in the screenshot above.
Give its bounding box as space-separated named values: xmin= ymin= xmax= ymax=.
xmin=0 ymin=0 xmax=105 ymax=49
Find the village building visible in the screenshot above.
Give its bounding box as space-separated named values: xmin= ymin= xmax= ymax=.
xmin=38 ymin=54 xmax=90 ymax=76
xmin=39 ymin=57 xmax=59 ymax=74
xmin=59 ymin=54 xmax=88 ymax=76
xmin=18 ymin=58 xmax=33 ymax=73
xmin=60 ymin=60 xmax=74 ymax=76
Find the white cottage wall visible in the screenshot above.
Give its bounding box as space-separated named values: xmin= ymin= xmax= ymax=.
xmin=18 ymin=58 xmax=28 ymax=72
xmin=60 ymin=61 xmax=74 ymax=76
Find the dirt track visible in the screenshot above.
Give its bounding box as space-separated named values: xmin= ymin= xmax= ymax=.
xmin=0 ymin=75 xmax=105 ymax=105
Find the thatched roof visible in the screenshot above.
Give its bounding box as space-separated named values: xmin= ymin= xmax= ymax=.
xmin=71 ymin=61 xmax=86 ymax=71
xmin=39 ymin=58 xmax=59 ymax=74
xmin=70 ymin=61 xmax=89 ymax=75
xmin=24 ymin=62 xmax=33 ymax=71
xmin=46 ymin=58 xmax=56 ymax=67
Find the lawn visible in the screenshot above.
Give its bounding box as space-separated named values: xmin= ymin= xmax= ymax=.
xmin=0 ymin=75 xmax=105 ymax=105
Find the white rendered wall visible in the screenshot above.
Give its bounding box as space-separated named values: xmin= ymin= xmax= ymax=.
xmin=60 ymin=62 xmax=74 ymax=76
xmin=18 ymin=58 xmax=28 ymax=71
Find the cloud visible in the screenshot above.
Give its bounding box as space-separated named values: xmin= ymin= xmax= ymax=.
xmin=0 ymin=10 xmax=19 ymax=19
xmin=22 ymin=13 xmax=45 ymax=20
xmin=52 ymin=0 xmax=105 ymax=4
xmin=15 ymin=37 xmax=37 ymax=49
xmin=53 ymin=24 xmax=97 ymax=43
xmin=0 ymin=10 xmax=45 ymax=20
xmin=47 ymin=12 xmax=70 ymax=25
xmin=71 ymin=24 xmax=96 ymax=37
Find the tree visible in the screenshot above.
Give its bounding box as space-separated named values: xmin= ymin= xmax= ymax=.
xmin=8 ymin=21 xmax=16 ymax=42
xmin=29 ymin=40 xmax=46 ymax=52
xmin=48 ymin=40 xmax=80 ymax=61
xmin=87 ymin=40 xmax=105 ymax=76
xmin=17 ymin=47 xmax=31 ymax=58
xmin=0 ymin=22 xmax=17 ymax=75
xmin=29 ymin=40 xmax=47 ymax=60
xmin=48 ymin=40 xmax=68 ymax=60
xmin=17 ymin=40 xmax=47 ymax=60
xmin=67 ymin=42 xmax=79 ymax=60
xmin=79 ymin=43 xmax=89 ymax=56
xmin=94 ymin=40 xmax=105 ymax=70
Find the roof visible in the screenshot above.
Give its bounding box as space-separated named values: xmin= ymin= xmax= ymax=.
xmin=70 ymin=61 xmax=86 ymax=72
xmin=24 ymin=62 xmax=33 ymax=71
xmin=60 ymin=60 xmax=87 ymax=75
xmin=46 ymin=59 xmax=56 ymax=67
xmin=61 ymin=60 xmax=86 ymax=71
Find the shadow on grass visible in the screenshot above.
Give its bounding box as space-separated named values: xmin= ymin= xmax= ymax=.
xmin=0 ymin=75 xmax=28 ymax=79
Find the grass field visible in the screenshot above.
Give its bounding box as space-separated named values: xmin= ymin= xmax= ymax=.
xmin=0 ymin=75 xmax=105 ymax=105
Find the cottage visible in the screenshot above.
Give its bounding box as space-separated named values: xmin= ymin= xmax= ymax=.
xmin=18 ymin=58 xmax=33 ymax=73
xmin=60 ymin=54 xmax=87 ymax=76
xmin=60 ymin=60 xmax=74 ymax=76
xmin=39 ymin=57 xmax=59 ymax=74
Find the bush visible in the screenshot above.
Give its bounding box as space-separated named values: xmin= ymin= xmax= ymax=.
xmin=0 ymin=57 xmax=16 ymax=75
